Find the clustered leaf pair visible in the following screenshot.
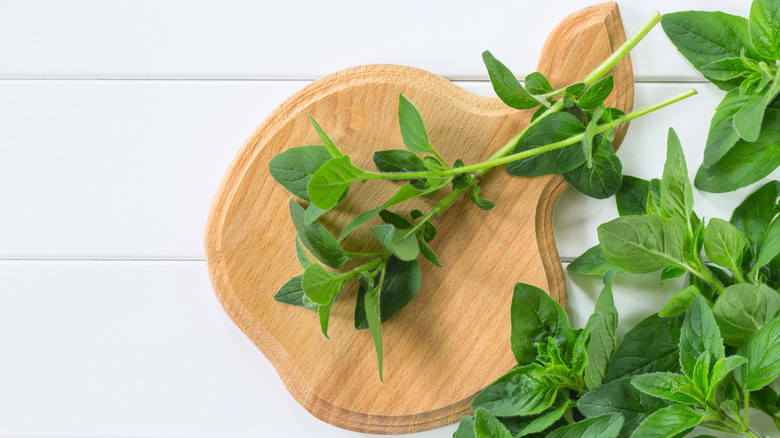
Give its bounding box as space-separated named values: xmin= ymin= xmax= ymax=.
xmin=266 ymin=20 xmax=682 ymax=380
xmin=662 ymin=0 xmax=780 ymax=193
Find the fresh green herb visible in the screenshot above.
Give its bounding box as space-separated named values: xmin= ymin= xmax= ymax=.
xmin=662 ymin=0 xmax=780 ymax=193
xmin=457 ymin=278 xmax=619 ymax=437
xmin=564 ymin=127 xmax=780 ymax=437
xmin=458 ymin=277 xmax=776 ymax=437
xmin=269 ymin=12 xmax=694 ymax=380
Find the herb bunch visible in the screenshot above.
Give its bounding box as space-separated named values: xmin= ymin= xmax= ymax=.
xmin=662 ymin=0 xmax=780 ymax=193
xmin=572 ymin=129 xmax=780 ymax=340
xmin=455 ymin=135 xmax=780 ymax=438
xmin=269 ymin=13 xmax=695 ymax=381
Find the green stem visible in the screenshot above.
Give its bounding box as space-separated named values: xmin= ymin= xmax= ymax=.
xmin=448 ymin=88 xmax=696 ymax=174
xmin=363 ymin=12 xmax=666 ymax=184
xmin=686 ymin=261 xmax=726 ymax=294
xmin=734 ymin=267 xmax=747 ymax=283
xmin=582 ymin=11 xmax=661 ymax=86
xmin=345 ymin=12 xmax=680 ymax=280
xmin=536 ymin=11 xmax=661 ymax=96
xmin=364 ymin=89 xmax=697 ymax=182
xmin=344 ymin=251 xmax=381 ymax=258
xmin=358 ymin=90 xmax=697 ymax=247
xmin=348 ymin=256 xmax=386 ymax=278
xmin=431 ymin=149 xmax=452 ymax=170
xmin=478 ymin=99 xmax=565 ymax=172
xmin=745 ymin=390 xmax=751 ymax=431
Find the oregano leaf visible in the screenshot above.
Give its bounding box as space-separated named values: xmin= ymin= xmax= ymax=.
xmin=398 ymin=94 xmax=436 ymax=155
xmin=482 ymin=50 xmax=539 ymax=110
xmin=269 ymin=145 xmax=332 ymax=200
xmin=525 ymin=72 xmax=554 ymax=95
xmin=301 ymin=263 xmax=346 ymax=305
xmin=365 ymin=280 xmax=384 ymax=382
xmin=308 ymin=114 xmax=342 ymax=158
xmin=578 ymin=75 xmax=614 ymax=109
xmin=289 ymin=199 xmax=348 ymax=269
xmin=307 ymin=155 xmax=368 ymax=210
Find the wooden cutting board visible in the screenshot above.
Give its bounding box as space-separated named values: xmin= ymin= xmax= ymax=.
xmin=205 ymin=2 xmax=633 ymax=434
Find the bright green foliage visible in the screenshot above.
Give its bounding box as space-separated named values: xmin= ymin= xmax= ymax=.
xmin=731 ymin=180 xmax=780 ymax=287
xmin=525 ymin=72 xmax=553 ymax=95
xmin=703 ymin=219 xmax=745 ymax=275
xmin=308 ymin=114 xmax=342 ymax=158
xmin=750 ymin=0 xmax=780 ymax=59
xmin=510 ymin=283 xmax=569 ymax=366
xmin=453 ymin=416 xmax=476 ymax=438
xmin=364 ymin=280 xmax=384 ymax=382
xmin=273 ymin=275 xmax=318 ymax=310
xmin=631 ymin=372 xmax=699 ymax=405
xmin=679 ymin=296 xmax=725 ymax=379
xmin=629 ymin=405 xmax=703 ymax=438
xmin=482 ymin=51 xmax=540 ymax=110
xmin=578 ymin=76 xmax=614 ymax=109
xmin=753 ymin=218 xmax=780 ymax=272
xmin=658 ymin=286 xmax=702 ymax=318
xmin=663 ymin=2 xmax=780 ymax=192
xmin=307 ymin=155 xmax=368 ymax=210
xmin=714 ymin=283 xmax=780 ymax=346
xmin=269 ymin=145 xmax=332 ymax=200
xmin=354 ymin=256 xmax=421 ymax=330
xmin=702 ymin=89 xmax=751 ymax=167
xmin=289 ymin=199 xmax=348 ymax=269
xmin=373 ymin=149 xmax=426 ymax=174
xmin=694 ymin=105 xmax=780 ymax=193
xmin=579 ymin=377 xmax=671 ymax=435
xmin=546 ymin=414 xmax=624 ymax=438
xmin=735 ymin=316 xmax=780 ymax=391
xmin=568 ymin=245 xmax=624 ymax=275
xmin=660 ymin=129 xmax=694 ymax=227
xmin=605 ymin=314 xmax=684 ymax=383
xmin=615 ymin=176 xmax=651 ymax=216
xmin=563 ymin=134 xmax=622 ymax=199
xmin=585 ymin=277 xmax=619 ymax=390
xmin=302 ymin=263 xmax=346 ymax=305
xmin=473 ymin=408 xmax=512 ymax=438
xmin=598 ymin=215 xmax=687 ymax=274
xmin=470 ymin=364 xmax=558 ymax=417
xmin=398 ymin=94 xmax=437 ymax=155
xmin=505 ymin=112 xmax=586 ymax=177
xmin=266 ymin=17 xmax=695 ymax=382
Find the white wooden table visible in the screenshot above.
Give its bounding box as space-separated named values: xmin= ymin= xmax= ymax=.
xmin=1 ymin=1 xmax=778 ymax=436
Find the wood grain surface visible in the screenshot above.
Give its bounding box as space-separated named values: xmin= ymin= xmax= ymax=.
xmin=204 ymin=2 xmax=633 ymax=434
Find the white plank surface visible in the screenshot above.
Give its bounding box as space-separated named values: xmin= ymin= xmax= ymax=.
xmin=0 ymin=0 xmax=750 ymax=81
xmin=3 ymin=0 xmax=780 ymax=436
xmin=3 ymin=80 xmax=777 ymax=260
xmin=0 ymin=262 xmax=774 ymax=437
xmin=0 ymin=261 xmax=452 ymax=438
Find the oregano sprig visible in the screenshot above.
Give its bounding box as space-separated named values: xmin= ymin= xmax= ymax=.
xmin=270 ymin=11 xmax=695 ymax=381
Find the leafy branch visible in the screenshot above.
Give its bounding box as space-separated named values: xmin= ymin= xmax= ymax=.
xmin=269 ymin=11 xmax=695 ymax=381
